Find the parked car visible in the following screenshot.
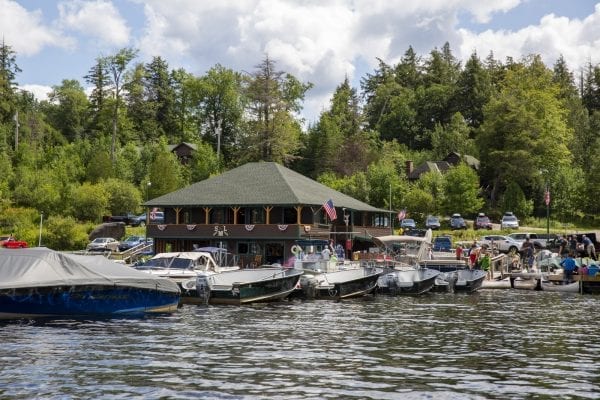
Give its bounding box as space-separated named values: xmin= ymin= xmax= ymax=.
xmin=86 ymin=237 xmax=120 ymax=252
xmin=130 ymin=213 xmax=147 ymax=227
xmin=425 ymin=215 xmax=441 ymax=230
xmin=474 ymin=213 xmax=493 ymax=230
xmin=450 ymin=213 xmax=467 ymax=230
xmin=478 ymin=235 xmax=521 ymax=253
xmin=118 ymin=235 xmax=147 ymax=252
xmin=507 ymin=232 xmax=555 ymax=250
xmin=433 ymin=235 xmax=452 ymax=252
xmin=400 ymin=218 xmax=416 ymax=230
xmin=0 ymin=235 xmax=28 ymax=248
xmin=500 ymin=212 xmax=519 ymax=230
xmin=149 ymin=210 xmax=164 ymax=224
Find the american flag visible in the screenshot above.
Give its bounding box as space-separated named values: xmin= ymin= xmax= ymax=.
xmin=323 ymin=199 xmax=337 ymax=221
xmin=397 ymin=209 xmax=406 ymax=221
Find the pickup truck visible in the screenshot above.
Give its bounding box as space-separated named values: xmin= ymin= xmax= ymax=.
xmin=0 ymin=236 xmax=28 ymax=248
xmin=102 ymin=213 xmax=138 ymax=226
xmin=507 ymin=233 xmax=557 ymax=249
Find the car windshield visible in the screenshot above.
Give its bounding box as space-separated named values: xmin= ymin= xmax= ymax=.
xmin=503 ymin=216 xmax=517 ymax=221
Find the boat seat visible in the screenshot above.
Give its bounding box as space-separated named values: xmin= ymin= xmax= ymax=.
xmin=396 ymin=281 xmax=414 ymax=288
xmin=455 ymin=280 xmax=467 ymax=286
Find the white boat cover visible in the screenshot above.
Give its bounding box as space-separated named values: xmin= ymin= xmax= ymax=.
xmin=0 ymin=248 xmax=180 ymax=293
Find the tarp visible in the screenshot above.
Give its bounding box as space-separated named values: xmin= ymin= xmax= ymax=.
xmin=0 ymin=247 xmax=180 ymax=293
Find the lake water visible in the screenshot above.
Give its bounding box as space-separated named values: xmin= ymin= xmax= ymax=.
xmin=1 ymin=290 xmax=599 ymax=399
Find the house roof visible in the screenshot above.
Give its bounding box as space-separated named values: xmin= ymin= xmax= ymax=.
xmin=408 ymin=161 xmax=452 ymax=180
xmin=168 ymin=142 xmax=198 ymax=152
xmin=146 ymin=162 xmax=388 ymax=212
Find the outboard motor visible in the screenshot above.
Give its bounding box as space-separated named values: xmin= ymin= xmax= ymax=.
xmin=195 ymin=273 xmax=211 ymax=304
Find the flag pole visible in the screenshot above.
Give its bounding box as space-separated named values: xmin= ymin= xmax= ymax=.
xmin=389 ymin=184 xmax=393 ymax=235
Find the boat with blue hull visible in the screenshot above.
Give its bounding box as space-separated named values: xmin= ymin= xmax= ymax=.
xmin=0 ymin=248 xmax=180 ymax=319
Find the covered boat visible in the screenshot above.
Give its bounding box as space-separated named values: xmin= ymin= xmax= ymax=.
xmin=0 ymin=248 xmax=180 ymax=319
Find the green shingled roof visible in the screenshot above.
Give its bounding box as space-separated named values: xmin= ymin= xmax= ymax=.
xmin=146 ymin=162 xmax=387 ymax=212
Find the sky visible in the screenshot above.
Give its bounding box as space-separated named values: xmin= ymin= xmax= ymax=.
xmin=2 ymin=0 xmax=600 ymax=126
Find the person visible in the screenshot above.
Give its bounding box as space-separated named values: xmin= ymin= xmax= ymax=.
xmin=321 ymin=246 xmax=331 ymax=260
xmin=557 ymin=235 xmax=569 ymax=258
xmin=568 ymin=235 xmax=578 ymax=257
xmin=468 ymin=242 xmax=479 ymax=269
xmin=582 ymin=235 xmax=596 ymax=261
xmin=560 ymin=252 xmax=577 ymax=284
xmin=520 ymin=238 xmax=534 ymax=271
xmin=455 ymin=244 xmax=463 ymax=261
xmin=479 ymin=249 xmax=491 ymax=279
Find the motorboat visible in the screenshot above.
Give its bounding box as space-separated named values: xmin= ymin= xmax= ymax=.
xmin=452 ymin=269 xmax=487 ymax=293
xmin=194 ymin=267 xmax=303 ymax=305
xmin=0 ymin=248 xmax=180 ymax=319
xmin=137 ymin=248 xmax=302 ymax=305
xmin=371 ymin=231 xmax=440 ymax=295
xmin=540 ymin=279 xmax=580 ymax=292
xmin=292 ymin=239 xmax=383 ymax=300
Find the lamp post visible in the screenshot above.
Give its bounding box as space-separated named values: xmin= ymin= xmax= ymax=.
xmin=146 ymin=181 xmax=151 ymax=240
xmin=38 ymin=211 xmax=43 ymax=247
xmin=540 ymin=169 xmax=550 ymax=237
xmin=343 ymin=208 xmax=349 ymax=259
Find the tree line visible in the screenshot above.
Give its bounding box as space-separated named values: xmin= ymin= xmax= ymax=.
xmin=1 ymin=40 xmax=600 ymax=249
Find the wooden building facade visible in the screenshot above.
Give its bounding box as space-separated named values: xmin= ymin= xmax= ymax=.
xmin=145 ymin=162 xmax=392 ymax=267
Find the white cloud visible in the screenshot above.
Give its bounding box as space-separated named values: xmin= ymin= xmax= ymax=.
xmin=131 ymin=0 xmax=534 ymax=123
xmin=19 ymin=84 xmax=51 ymax=101
xmin=458 ymin=4 xmax=600 ymax=73
xmin=0 ymin=0 xmax=74 ymax=55
xmin=58 ymin=0 xmax=130 ymax=47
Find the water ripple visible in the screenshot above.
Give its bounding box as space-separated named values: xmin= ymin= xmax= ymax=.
xmin=0 ymin=291 xmax=599 ymax=399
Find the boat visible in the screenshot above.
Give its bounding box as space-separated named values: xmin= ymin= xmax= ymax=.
xmin=193 ymin=267 xmax=303 ymax=305
xmin=481 ymin=277 xmax=512 ymax=289
xmin=0 ymin=247 xmax=180 ymax=319
xmin=371 ymin=232 xmax=441 ymax=295
xmin=136 ymin=248 xmax=302 ymax=305
xmin=450 ymin=269 xmax=487 ymax=293
xmin=540 ymin=279 xmax=580 ymax=293
xmin=292 ymin=239 xmax=383 ymax=300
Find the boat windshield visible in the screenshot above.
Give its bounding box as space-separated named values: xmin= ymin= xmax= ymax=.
xmin=138 ymin=256 xmax=195 ymax=270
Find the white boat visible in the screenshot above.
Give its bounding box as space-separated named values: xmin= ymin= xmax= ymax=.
xmin=481 ymin=277 xmax=512 ymax=289
xmin=540 ymin=279 xmax=580 ymax=293
xmin=292 ymin=239 xmax=383 ymax=300
xmin=136 ymin=248 xmax=301 ymax=305
xmin=371 ymin=231 xmax=441 ymax=295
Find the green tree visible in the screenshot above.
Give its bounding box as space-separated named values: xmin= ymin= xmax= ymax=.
xmin=442 ymin=163 xmax=484 ymax=216
xmin=86 ymin=149 xmax=113 ymax=183
xmin=189 ymin=64 xmax=245 ymax=168
xmin=102 ymin=178 xmax=142 ymax=215
xmin=43 ymin=79 xmax=89 ymax=142
xmin=0 ymin=39 xmax=21 ymax=125
xmin=44 ymin=215 xmax=90 ymax=250
xmin=501 ymin=182 xmax=533 ymax=219
xmin=241 ymin=56 xmax=312 ymax=164
xmin=105 ymin=48 xmax=138 ymax=162
xmin=478 ymin=55 xmax=572 ymax=207
xmin=71 ymin=182 xmax=109 ymax=222
xmin=454 ymin=51 xmax=493 ymax=128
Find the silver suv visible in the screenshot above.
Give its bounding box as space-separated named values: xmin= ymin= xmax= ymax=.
xmin=500 ymin=212 xmax=519 ymax=230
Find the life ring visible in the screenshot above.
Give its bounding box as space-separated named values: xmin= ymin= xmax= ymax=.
xmin=291 ymin=245 xmax=302 ymax=256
